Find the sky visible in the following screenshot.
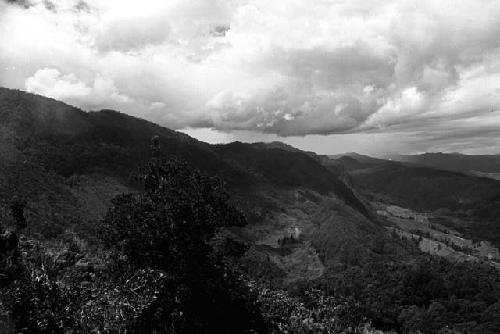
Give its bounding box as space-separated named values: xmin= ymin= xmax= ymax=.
xmin=1 ymin=0 xmax=500 ymax=155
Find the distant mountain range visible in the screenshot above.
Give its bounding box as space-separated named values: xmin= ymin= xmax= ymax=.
xmin=387 ymin=152 xmax=500 ymax=178
xmin=329 ymin=152 xmax=390 ymax=165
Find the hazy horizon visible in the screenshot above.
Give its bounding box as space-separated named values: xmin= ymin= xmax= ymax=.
xmin=180 ymin=127 xmax=500 ymax=157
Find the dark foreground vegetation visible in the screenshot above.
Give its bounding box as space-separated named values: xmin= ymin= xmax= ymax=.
xmin=1 ymin=154 xmax=264 ymax=333
xmin=0 ymin=152 xmax=499 ymax=333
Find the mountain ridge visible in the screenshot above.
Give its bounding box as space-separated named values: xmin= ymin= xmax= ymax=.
xmin=0 ymin=87 xmax=382 ymax=279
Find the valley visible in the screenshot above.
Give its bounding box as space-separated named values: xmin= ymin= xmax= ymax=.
xmin=375 ymin=203 xmax=500 ymax=267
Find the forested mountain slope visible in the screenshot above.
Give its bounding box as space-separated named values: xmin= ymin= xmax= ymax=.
xmin=0 ymin=87 xmax=376 ymax=270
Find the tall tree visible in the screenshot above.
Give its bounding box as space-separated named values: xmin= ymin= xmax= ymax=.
xmin=101 ymin=141 xmax=266 ymax=333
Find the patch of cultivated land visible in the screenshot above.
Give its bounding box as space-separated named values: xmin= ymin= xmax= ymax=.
xmin=241 ymin=190 xmax=325 ymax=283
xmin=377 ymin=203 xmax=500 ymax=267
xmin=241 ymin=188 xmax=373 ymax=283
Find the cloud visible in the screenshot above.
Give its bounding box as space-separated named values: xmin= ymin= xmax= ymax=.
xmin=1 ymin=0 xmax=500 ymax=153
xmin=25 ymin=68 xmax=91 ymax=98
xmin=25 ymin=68 xmax=132 ymax=109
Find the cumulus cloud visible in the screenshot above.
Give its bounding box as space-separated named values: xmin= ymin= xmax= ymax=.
xmin=25 ymin=68 xmax=91 ymax=98
xmin=1 ymin=0 xmax=500 ymax=153
xmin=25 ymin=68 xmax=132 ymax=108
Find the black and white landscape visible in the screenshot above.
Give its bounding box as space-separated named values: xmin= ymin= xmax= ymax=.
xmin=1 ymin=1 xmax=500 ymax=333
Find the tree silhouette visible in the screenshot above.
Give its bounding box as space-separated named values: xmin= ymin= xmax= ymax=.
xmin=100 ymin=142 xmax=266 ymax=333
